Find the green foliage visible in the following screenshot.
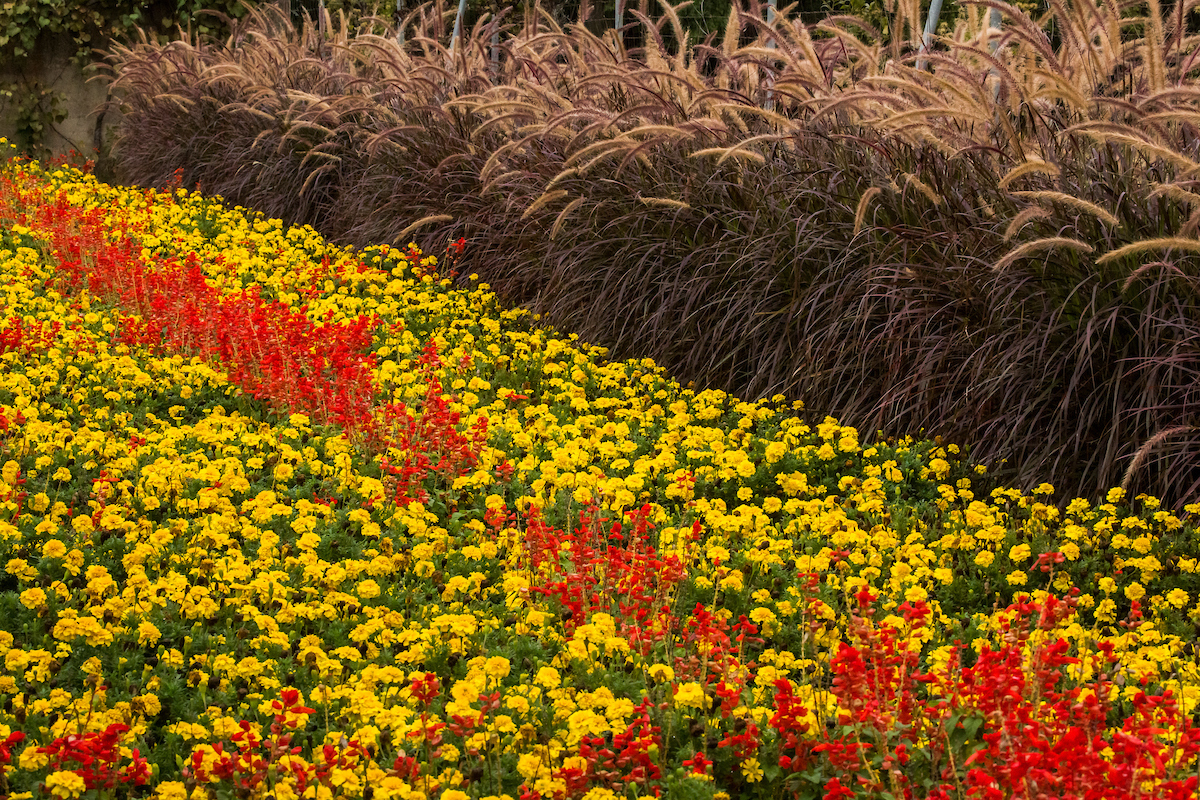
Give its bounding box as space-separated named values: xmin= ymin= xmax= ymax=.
xmin=0 ymin=0 xmax=250 ymax=62
xmin=0 ymin=79 xmax=65 ymax=158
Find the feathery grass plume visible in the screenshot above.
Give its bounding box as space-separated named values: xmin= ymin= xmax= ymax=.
xmin=1121 ymin=259 xmax=1193 ymax=292
xmin=1097 ymin=237 xmax=1200 ymax=265
xmin=854 ymin=186 xmax=883 ymax=235
xmin=1073 ymin=125 xmax=1200 ymax=177
xmin=396 ymin=214 xmax=456 ymax=239
xmin=1181 ymin=209 xmax=1200 ymax=238
xmin=992 ymin=236 xmax=1095 ymax=271
xmin=710 ymin=139 xmax=769 ymax=166
xmin=998 ymin=159 xmax=1061 ymax=189
xmin=1149 ymin=181 xmax=1200 ymax=208
xmin=549 ymin=196 xmax=585 ymax=239
xmin=1122 ymin=425 xmax=1199 ymax=493
xmin=522 ymin=189 xmax=568 ymax=218
xmin=878 ymin=105 xmax=991 ymax=135
xmin=636 ymin=195 xmax=690 ymax=209
xmin=1003 ymin=206 xmax=1053 ymax=241
xmin=900 ymin=172 xmax=943 ymax=206
xmin=1008 ymin=191 xmax=1120 ymax=228
xmin=1146 ymin=0 xmax=1168 ymax=94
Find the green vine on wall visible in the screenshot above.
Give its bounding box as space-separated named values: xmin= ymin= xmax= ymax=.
xmin=0 ymin=79 xmax=65 ymax=158
xmin=0 ymin=0 xmax=252 ymax=63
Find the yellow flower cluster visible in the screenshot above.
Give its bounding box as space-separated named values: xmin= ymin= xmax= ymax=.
xmin=0 ymin=150 xmax=1197 ymax=798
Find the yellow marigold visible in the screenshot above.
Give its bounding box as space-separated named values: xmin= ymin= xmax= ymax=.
xmin=764 ymin=441 xmax=787 ymax=464
xmin=1008 ymin=543 xmax=1031 ymax=562
xmin=484 ymin=656 xmax=510 ymax=679
xmin=45 ymin=771 xmax=87 ymax=800
xmin=137 ymin=621 xmax=161 ymax=646
xmin=41 ymin=540 xmax=67 ymax=559
xmin=719 ymin=570 xmax=745 ymax=592
xmin=673 ymin=681 xmax=708 ymax=710
xmin=535 ymin=666 xmax=560 ymax=688
xmin=1166 ymin=588 xmax=1190 ymax=609
xmin=19 ymin=588 xmax=46 ymax=611
xmin=646 ymin=664 xmax=674 ymax=683
xmin=153 ymin=781 xmax=189 ymax=800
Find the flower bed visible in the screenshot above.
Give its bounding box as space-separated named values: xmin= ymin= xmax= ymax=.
xmin=1 ymin=151 xmax=1199 ymax=799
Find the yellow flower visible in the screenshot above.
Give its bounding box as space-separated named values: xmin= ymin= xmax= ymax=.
xmin=1008 ymin=543 xmax=1031 ymax=562
xmin=135 ymin=694 xmax=162 ymax=717
xmin=19 ymin=587 xmax=46 ymax=611
xmin=673 ymin=681 xmax=708 ymax=710
xmin=45 ymin=771 xmax=87 ymax=799
xmin=517 ymin=753 xmax=545 ymax=779
xmin=484 ymin=656 xmax=511 ymax=679
xmin=18 ymin=745 xmax=49 ymax=770
xmin=1125 ymin=582 xmax=1146 ymax=601
xmin=741 ymin=756 xmax=765 ymax=783
xmin=153 ymin=781 xmax=189 ymax=800
xmin=1006 ymin=570 xmax=1027 ymax=586
xmin=41 ymin=540 xmax=67 ymax=559
xmin=719 ymin=570 xmax=745 ymax=592
xmin=1166 ymin=588 xmax=1190 ymax=609
xmin=582 ymin=789 xmax=619 ymax=800
xmin=535 ymin=666 xmax=560 ymax=688
xmin=137 ymin=621 xmax=162 ymax=646
xmin=646 ymin=664 xmax=674 ymax=683
xmin=974 ymin=551 xmax=995 ymax=568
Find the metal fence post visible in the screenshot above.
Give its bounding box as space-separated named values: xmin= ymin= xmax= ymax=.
xmin=452 ymin=0 xmax=469 ymax=57
xmin=916 ymin=0 xmax=944 ymax=71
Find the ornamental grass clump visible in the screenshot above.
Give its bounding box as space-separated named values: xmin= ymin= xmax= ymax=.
xmin=2 ymin=147 xmax=1200 ymax=799
xmin=102 ymin=0 xmax=1200 ymax=505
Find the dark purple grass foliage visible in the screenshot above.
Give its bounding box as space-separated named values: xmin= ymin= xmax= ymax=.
xmin=104 ymin=1 xmax=1200 ymax=506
